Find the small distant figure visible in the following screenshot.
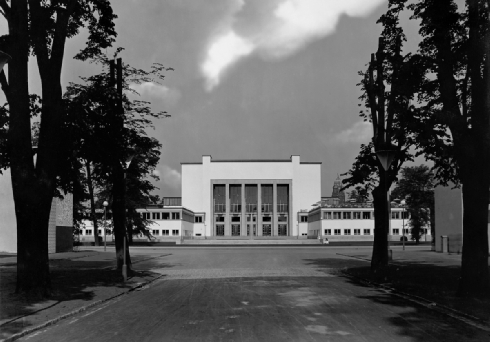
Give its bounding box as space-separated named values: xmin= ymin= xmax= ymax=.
xmin=323 ymin=237 xmax=329 ymax=245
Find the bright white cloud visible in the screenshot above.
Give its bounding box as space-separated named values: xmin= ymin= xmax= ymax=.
xmin=201 ymin=0 xmax=385 ymax=90
xmin=202 ymin=31 xmax=255 ymax=91
xmin=159 ymin=165 xmax=182 ymax=190
xmin=331 ymin=121 xmax=372 ymax=144
xmin=130 ymin=82 xmax=181 ymax=107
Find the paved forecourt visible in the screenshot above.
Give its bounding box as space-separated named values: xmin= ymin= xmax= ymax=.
xmin=18 ymin=246 xmax=489 ymax=342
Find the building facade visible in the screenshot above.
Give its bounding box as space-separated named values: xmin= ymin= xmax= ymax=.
xmin=181 ymin=155 xmax=321 ymax=238
xmin=78 ymin=155 xmax=430 ymax=243
xmin=307 ymin=204 xmax=430 ymax=242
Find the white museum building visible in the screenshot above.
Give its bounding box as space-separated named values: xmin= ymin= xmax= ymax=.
xmin=79 ymin=155 xmax=430 ymax=243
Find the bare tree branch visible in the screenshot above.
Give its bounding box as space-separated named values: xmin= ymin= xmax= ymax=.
xmin=50 ymin=0 xmax=77 ymax=76
xmin=0 ymin=0 xmax=10 ymax=21
xmin=0 ymin=69 xmax=10 ymax=103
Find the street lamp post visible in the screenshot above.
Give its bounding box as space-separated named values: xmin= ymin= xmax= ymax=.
xmin=103 ymin=201 xmax=109 ymax=252
xmin=401 ymin=199 xmax=406 ymax=250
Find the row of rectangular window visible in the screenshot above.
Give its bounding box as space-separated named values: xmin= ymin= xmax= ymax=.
xmin=141 ymin=212 xmax=181 ymax=220
xmin=152 ymin=230 xmax=180 ymax=236
xmin=392 ymin=228 xmax=429 ymax=235
xmin=324 ymin=229 xmax=370 ymax=235
xmin=80 ymin=229 xmax=181 ymax=236
xmin=324 ymin=228 xmax=429 ymax=236
xmin=322 ymin=211 xmax=409 ymax=220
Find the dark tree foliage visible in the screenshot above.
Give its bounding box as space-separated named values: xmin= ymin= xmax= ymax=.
xmin=63 ymin=54 xmax=170 ymax=270
xmin=378 ymin=0 xmax=489 ymax=296
xmin=342 ymin=27 xmax=425 ymax=272
xmin=391 ymin=165 xmax=435 ymax=244
xmin=0 ymin=0 xmax=117 ymax=296
xmin=347 ymin=187 xmax=370 ymax=203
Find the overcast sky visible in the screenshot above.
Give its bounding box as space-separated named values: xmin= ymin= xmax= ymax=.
xmin=2 ymin=0 xmax=427 ymax=198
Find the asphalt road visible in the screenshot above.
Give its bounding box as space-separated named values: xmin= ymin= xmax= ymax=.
xmin=18 ymin=247 xmax=489 ymax=342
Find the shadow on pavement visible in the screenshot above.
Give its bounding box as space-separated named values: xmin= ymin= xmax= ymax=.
xmin=0 ymin=255 xmax=174 ymax=338
xmin=304 ymin=257 xmax=490 ymax=336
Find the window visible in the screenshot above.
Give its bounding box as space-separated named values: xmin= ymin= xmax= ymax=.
xmin=300 ymin=215 xmax=308 ymax=222
xmin=152 ymin=230 xmax=160 ymax=236
xmin=393 ymin=229 xmax=399 ymax=235
xmin=353 ymin=212 xmax=361 ymax=219
xmin=162 ymin=212 xmax=170 ymax=220
xmin=324 ymin=229 xmax=331 ymax=235
xmin=231 ymin=216 xmax=240 ymax=222
xmin=404 ymin=228 xmax=409 ymax=234
xmin=98 ymin=229 xmax=102 ymax=236
xmin=362 ymin=212 xmax=371 ymax=219
xmin=216 ymin=216 xmax=225 ymax=222
xmin=343 ymin=212 xmax=351 ymax=220
xmin=391 ymin=212 xmax=400 ymax=219
xmin=232 ymin=224 xmax=240 ymax=236
xmin=262 ymin=216 xmax=272 ymax=222
xmin=216 ymin=225 xmax=224 ymax=236
xmin=152 ymin=212 xmax=161 ymax=220
xmin=278 ymin=224 xmax=287 ymax=236
xmin=278 ymin=216 xmax=287 ymax=222
xmin=195 ymin=216 xmax=203 ymax=223
xmin=141 ymin=212 xmax=150 ymax=220
xmin=162 ymin=230 xmax=169 ymax=236
xmin=85 ymin=229 xmax=92 ymax=235
xmin=344 ymin=229 xmax=351 ymax=235
xmin=333 ymin=212 xmax=342 ymax=219
xmin=363 ymin=229 xmax=370 ymax=235
xmin=334 ymin=229 xmax=341 ymax=235
xmin=323 ymin=212 xmax=332 ymax=219
xmin=402 ymin=211 xmax=409 ymax=219
xmin=172 ymin=212 xmax=180 ymax=220
xmin=354 ymin=229 xmax=360 ymax=235
xmin=262 ymin=224 xmax=271 ymax=236
xmin=172 ymin=229 xmax=179 ymax=236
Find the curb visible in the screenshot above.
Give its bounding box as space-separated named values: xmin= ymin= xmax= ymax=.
xmin=340 ymin=272 xmax=490 ymax=333
xmin=1 ymin=273 xmax=165 ymax=342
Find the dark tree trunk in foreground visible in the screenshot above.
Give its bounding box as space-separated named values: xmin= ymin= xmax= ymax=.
xmin=428 ymin=0 xmax=490 ymax=296
xmin=371 ymin=169 xmax=390 ymax=273
xmin=457 ymin=154 xmax=490 ymax=296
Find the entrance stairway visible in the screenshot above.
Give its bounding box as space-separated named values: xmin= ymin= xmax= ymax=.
xmin=182 ymin=237 xmax=322 ymax=245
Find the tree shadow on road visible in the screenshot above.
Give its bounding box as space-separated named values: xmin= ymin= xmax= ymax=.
xmin=0 ymin=255 xmax=175 ymax=338
xmin=303 ymin=257 xmax=490 ymax=341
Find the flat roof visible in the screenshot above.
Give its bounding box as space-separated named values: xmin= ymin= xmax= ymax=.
xmin=181 ymin=156 xmax=321 ymax=164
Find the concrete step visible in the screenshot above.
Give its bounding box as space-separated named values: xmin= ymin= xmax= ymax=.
xmin=182 ymin=239 xmax=322 ymax=245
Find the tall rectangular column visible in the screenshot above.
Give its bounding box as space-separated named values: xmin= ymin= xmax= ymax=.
xmin=241 ymin=183 xmax=246 ymax=236
xmin=273 ymin=183 xmax=278 ymax=236
xmin=225 ymin=183 xmax=230 ymax=236
xmin=257 ymin=183 xmax=262 ymax=236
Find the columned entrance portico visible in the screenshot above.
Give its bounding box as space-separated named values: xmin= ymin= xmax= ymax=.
xmin=211 ymin=180 xmax=291 ymax=238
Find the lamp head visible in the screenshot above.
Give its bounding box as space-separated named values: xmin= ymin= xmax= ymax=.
xmin=375 ymin=144 xmax=397 ymax=171
xmin=103 ymin=201 xmax=109 ymax=207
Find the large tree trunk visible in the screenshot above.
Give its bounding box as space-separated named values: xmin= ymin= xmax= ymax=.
xmin=85 ymin=160 xmax=100 ymax=246
xmin=7 ymin=0 xmax=51 ymax=296
xmin=111 ymin=163 xmax=132 ymax=272
xmin=457 ymin=159 xmax=490 ymax=296
xmin=371 ymin=169 xmax=390 ymax=273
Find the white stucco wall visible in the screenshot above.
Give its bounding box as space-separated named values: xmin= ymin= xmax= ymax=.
xmin=193 ymin=223 xmax=205 ymax=236
xmin=181 ymin=155 xmax=321 ymax=237
xmin=0 ymin=170 xmax=16 ymax=253
xmin=434 ymin=184 xmax=463 ymax=253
